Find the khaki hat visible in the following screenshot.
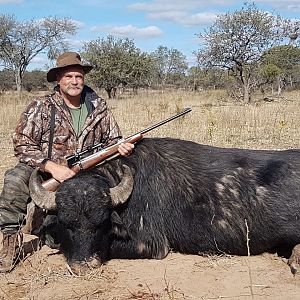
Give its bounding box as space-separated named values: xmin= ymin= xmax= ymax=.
xmin=47 ymin=52 xmax=93 ymax=82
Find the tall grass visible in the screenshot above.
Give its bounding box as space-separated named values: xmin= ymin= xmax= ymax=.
xmin=109 ymin=89 xmax=300 ymax=150
xmin=0 ymin=89 xmax=300 ymax=150
xmin=0 ymin=91 xmax=36 ymax=139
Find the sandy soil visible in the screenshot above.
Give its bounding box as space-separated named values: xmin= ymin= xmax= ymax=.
xmin=0 ymin=235 xmax=299 ymax=300
xmin=0 ymin=138 xmax=299 ymax=300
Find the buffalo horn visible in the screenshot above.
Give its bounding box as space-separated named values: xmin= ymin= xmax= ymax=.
xmin=110 ymin=165 xmax=134 ymax=206
xmin=29 ymin=169 xmax=57 ymax=210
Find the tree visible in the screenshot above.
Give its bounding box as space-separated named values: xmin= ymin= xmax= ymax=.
xmin=151 ymin=46 xmax=188 ymax=86
xmin=125 ymin=51 xmax=156 ymax=92
xmin=23 ymin=70 xmax=48 ymax=92
xmin=186 ymin=66 xmax=227 ymax=91
xmin=0 ymin=14 xmax=77 ymax=92
xmin=83 ymin=35 xmax=153 ymax=98
xmin=260 ymin=45 xmax=300 ymax=93
xmin=0 ymin=69 xmax=14 ymax=91
xmin=196 ymin=3 xmax=298 ymax=102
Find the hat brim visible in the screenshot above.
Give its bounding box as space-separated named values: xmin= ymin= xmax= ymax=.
xmin=47 ymin=64 xmax=93 ymax=82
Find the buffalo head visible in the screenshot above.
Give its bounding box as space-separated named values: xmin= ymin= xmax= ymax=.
xmin=29 ymin=165 xmax=134 ymax=275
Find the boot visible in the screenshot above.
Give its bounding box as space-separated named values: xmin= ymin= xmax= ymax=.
xmin=0 ymin=231 xmax=23 ymax=273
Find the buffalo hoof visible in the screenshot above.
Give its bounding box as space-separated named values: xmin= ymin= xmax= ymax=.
xmin=288 ymin=244 xmax=300 ymax=275
xmin=67 ymin=256 xmax=101 ymax=276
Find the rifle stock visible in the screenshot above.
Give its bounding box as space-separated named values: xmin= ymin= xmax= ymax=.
xmin=41 ymin=133 xmax=143 ymax=191
xmin=41 ymin=107 xmax=192 ymax=192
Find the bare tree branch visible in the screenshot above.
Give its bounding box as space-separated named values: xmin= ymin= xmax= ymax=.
xmin=0 ymin=14 xmax=78 ymax=91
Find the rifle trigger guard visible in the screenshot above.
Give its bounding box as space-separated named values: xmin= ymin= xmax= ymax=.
xmin=78 ymin=161 xmax=84 ymax=170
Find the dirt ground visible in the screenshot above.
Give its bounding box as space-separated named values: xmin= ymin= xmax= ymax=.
xmin=0 ymin=138 xmax=300 ymax=300
xmin=0 ymin=235 xmax=299 ymax=300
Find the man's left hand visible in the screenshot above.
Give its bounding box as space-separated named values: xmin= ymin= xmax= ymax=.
xmin=118 ymin=142 xmax=134 ymax=156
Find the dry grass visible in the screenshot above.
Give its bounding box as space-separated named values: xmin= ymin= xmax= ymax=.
xmin=0 ymin=91 xmax=35 ymax=138
xmin=108 ymin=89 xmax=300 ymax=150
xmin=1 ymin=89 xmax=300 ymax=150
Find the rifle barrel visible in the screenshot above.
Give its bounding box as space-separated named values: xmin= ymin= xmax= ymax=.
xmin=137 ymin=107 xmax=192 ymax=136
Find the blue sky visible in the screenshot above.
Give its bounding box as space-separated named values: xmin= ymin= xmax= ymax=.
xmin=1 ymin=0 xmax=300 ymax=70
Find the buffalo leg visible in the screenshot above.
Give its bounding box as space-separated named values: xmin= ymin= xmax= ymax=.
xmin=110 ymin=235 xmax=169 ymax=260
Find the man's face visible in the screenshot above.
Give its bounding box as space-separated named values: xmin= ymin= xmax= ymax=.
xmin=57 ymin=66 xmax=85 ymax=98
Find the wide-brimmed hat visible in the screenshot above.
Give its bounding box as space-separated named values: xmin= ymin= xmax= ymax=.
xmin=47 ymin=52 xmax=93 ymax=82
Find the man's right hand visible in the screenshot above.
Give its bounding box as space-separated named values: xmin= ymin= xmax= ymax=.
xmin=44 ymin=160 xmax=76 ymax=183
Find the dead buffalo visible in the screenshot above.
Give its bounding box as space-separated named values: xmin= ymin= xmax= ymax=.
xmin=29 ymin=138 xmax=300 ymax=275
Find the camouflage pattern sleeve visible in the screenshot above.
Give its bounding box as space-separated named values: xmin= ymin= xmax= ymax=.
xmin=103 ymin=108 xmax=122 ymax=147
xmin=12 ymin=98 xmax=47 ymax=169
xmin=13 ymin=91 xmax=124 ymax=169
xmin=85 ymin=98 xmax=123 ymax=149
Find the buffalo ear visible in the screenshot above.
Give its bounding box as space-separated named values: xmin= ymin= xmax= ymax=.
xmin=110 ymin=211 xmax=131 ymax=239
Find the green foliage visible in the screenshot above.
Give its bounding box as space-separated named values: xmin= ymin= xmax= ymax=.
xmin=23 ymin=70 xmax=48 ymax=92
xmin=150 ymin=46 xmax=188 ymax=85
xmin=260 ymin=63 xmax=283 ymax=81
xmin=83 ymin=35 xmax=154 ymax=98
xmin=258 ymin=45 xmax=300 ymax=91
xmin=0 ymin=69 xmax=14 ymax=91
xmin=261 ymin=45 xmax=300 ymax=70
xmin=0 ymin=69 xmax=48 ymax=91
xmin=186 ymin=66 xmax=227 ymax=90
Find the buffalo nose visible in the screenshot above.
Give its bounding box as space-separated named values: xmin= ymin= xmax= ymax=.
xmin=67 ymin=257 xmax=102 ymax=276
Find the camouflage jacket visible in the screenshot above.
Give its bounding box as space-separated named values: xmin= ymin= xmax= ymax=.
xmin=13 ymin=85 xmax=122 ymax=171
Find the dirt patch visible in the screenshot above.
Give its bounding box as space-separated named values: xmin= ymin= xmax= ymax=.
xmin=0 ymin=234 xmax=299 ymax=300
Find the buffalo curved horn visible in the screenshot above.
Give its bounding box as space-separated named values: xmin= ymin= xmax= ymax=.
xmin=29 ymin=169 xmax=57 ymax=210
xmin=110 ymin=165 xmax=134 ymax=206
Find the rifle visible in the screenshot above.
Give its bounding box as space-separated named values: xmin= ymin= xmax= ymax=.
xmin=42 ymin=107 xmax=192 ymax=191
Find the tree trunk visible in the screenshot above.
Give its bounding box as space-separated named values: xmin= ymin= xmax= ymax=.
xmin=243 ymin=80 xmax=251 ymax=103
xmin=112 ymin=87 xmax=117 ymax=99
xmin=105 ymin=88 xmax=112 ymax=99
xmin=15 ymin=69 xmax=22 ymax=92
xmin=277 ymin=76 xmax=282 ymax=95
xmin=132 ymin=86 xmax=138 ymax=95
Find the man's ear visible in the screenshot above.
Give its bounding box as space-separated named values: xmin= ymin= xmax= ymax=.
xmin=110 ymin=211 xmax=131 ymax=239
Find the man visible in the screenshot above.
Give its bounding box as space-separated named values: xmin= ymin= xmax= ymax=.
xmin=0 ymin=52 xmax=134 ymax=272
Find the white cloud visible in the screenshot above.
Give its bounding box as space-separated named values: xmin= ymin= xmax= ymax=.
xmin=184 ymin=12 xmax=219 ymax=26
xmin=91 ymin=24 xmax=163 ymax=39
xmin=128 ymin=0 xmax=226 ymax=26
xmin=129 ymin=0 xmax=232 ymax=12
xmin=0 ymin=0 xmax=22 ymax=3
xmin=148 ymin=10 xmax=186 ymax=22
xmin=148 ymin=11 xmax=218 ymax=26
xmin=256 ymin=0 xmax=300 ymax=11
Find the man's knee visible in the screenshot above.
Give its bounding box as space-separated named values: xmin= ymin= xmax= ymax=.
xmin=3 ymin=163 xmax=33 ymax=187
xmin=0 ymin=163 xmax=33 ymax=229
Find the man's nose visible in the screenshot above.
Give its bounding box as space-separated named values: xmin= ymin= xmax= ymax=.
xmin=71 ymin=76 xmax=78 ymax=84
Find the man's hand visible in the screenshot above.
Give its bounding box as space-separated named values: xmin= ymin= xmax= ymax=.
xmin=44 ymin=160 xmax=76 ymax=183
xmin=118 ymin=142 xmax=134 ymax=157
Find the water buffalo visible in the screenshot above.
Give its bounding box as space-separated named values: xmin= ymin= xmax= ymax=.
xmin=29 ymin=138 xmax=300 ymax=275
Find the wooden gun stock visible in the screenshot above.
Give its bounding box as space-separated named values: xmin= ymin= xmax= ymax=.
xmin=42 ymin=133 xmax=143 ymax=191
